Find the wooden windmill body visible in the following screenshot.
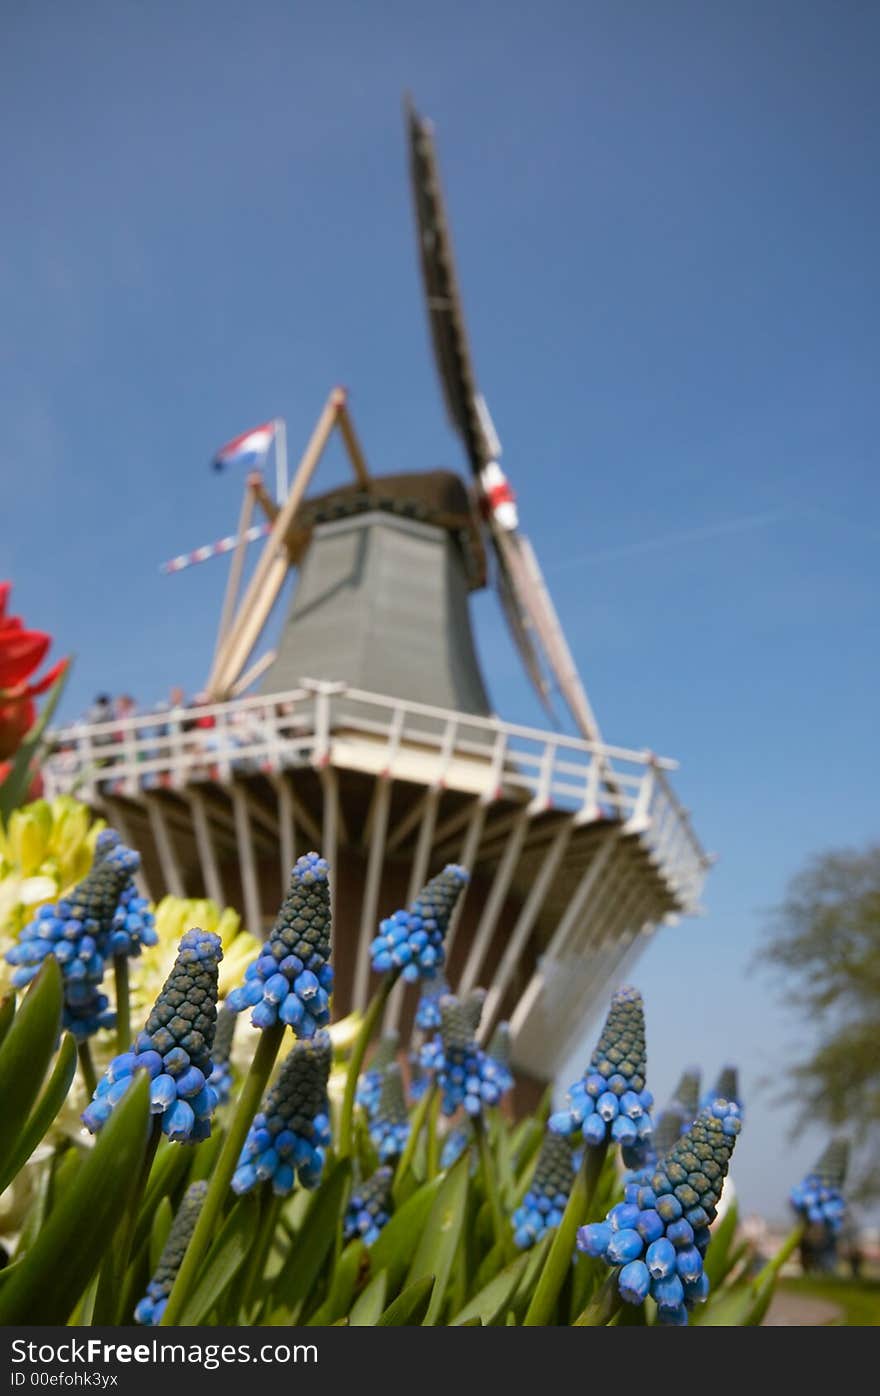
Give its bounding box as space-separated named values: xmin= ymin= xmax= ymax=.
xmin=43 ymin=103 xmax=711 ymax=1087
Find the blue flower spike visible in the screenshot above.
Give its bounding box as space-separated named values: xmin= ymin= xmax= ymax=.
xmin=629 ymin=1066 xmax=703 ymax=1181
xmin=440 ymin=1125 xmax=473 ymax=1170
xmin=369 ymin=1063 xmax=411 ymax=1162
xmin=576 ymin=1098 xmax=743 ymax=1325
xmin=227 ymin=852 xmax=333 ymax=1037
xmin=415 ymin=972 xmax=451 ymax=1031
xmin=134 ymin=1182 xmax=207 ymax=1325
xmin=370 ymin=865 xmax=468 ymax=983
xmin=549 ymin=985 xmax=654 ymax=1167
xmin=422 ymin=990 xmax=507 ymax=1118
xmin=232 ymin=1031 xmax=332 ymax=1196
xmin=208 ymin=1003 xmax=238 ymax=1106
xmin=6 ymin=829 xmax=139 ymax=1039
xmin=81 ymin=928 xmax=223 ymax=1142
xmin=356 ymin=1030 xmax=399 ymax=1117
xmin=703 ymin=1065 xmax=741 ymax=1114
xmin=344 ymin=1166 xmax=394 ymax=1246
xmin=95 ymin=829 xmax=158 ymax=959
xmin=790 ymin=1137 xmax=848 ymax=1267
xmin=512 ymin=1130 xmax=576 ymax=1250
xmin=485 ymin=1021 xmax=515 ymax=1098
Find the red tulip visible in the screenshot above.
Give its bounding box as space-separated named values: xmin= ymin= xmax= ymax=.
xmin=0 ymin=583 xmax=69 ymax=768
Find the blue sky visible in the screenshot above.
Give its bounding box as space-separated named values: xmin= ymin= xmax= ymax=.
xmin=3 ymin=2 xmax=878 ymax=1221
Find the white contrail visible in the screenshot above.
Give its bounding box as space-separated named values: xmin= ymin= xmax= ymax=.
xmin=551 ymin=509 xmax=790 ymax=570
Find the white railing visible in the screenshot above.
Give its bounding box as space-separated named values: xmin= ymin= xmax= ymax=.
xmin=42 ymin=679 xmax=710 ymax=911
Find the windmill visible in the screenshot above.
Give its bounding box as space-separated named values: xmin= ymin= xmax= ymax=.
xmin=46 ymin=100 xmax=711 ymax=1092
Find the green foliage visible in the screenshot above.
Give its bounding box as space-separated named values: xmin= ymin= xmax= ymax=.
xmin=758 ymin=841 xmax=880 ymax=1200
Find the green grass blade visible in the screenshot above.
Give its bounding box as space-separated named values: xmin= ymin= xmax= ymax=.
xmin=376 ymin=1274 xmax=435 ymax=1326
xmin=450 ymin=1252 xmax=529 ymax=1326
xmin=406 ymin=1152 xmax=469 ymax=1325
xmin=0 ymin=1032 xmax=76 ymax=1194
xmin=0 ymin=959 xmax=63 ymax=1180
xmin=349 ymin=1269 xmax=388 ymax=1326
xmin=369 ymin=1174 xmax=443 ymax=1296
xmin=178 ymin=1192 xmax=259 ymax=1326
xmin=268 ymin=1159 xmax=352 ymax=1316
xmin=0 ymin=1074 xmax=150 ymax=1325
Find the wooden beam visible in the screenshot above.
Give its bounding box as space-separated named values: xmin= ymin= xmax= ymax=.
xmin=479 ymin=817 xmax=574 ymax=1039
xmin=208 ymin=389 xmax=344 ymax=697
xmin=271 ymin=774 xmax=297 ymax=898
xmin=230 ymin=648 xmax=277 ymax=697
xmin=213 ymin=477 xmax=257 ymax=671
xmin=336 ymin=399 xmax=371 ymax=486
xmin=186 ymin=790 xmax=224 ymax=905
xmin=458 ymin=807 xmax=530 ymax=995
xmin=352 ymin=777 xmax=392 ymax=1012
xmin=145 ymin=795 xmax=186 ymax=898
xmin=231 ymin=785 xmax=262 ymax=937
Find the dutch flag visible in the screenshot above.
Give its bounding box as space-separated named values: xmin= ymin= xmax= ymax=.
xmin=211 ymin=420 xmax=277 ymax=472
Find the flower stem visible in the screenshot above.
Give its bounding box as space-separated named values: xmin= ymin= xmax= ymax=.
xmin=338 ymin=975 xmax=397 ymax=1160
xmin=475 ymin=1114 xmax=508 ymax=1257
xmin=92 ymin=1116 xmax=163 ymax=1325
xmin=114 ymin=955 xmax=130 ymax=1053
xmin=523 ymin=1140 xmax=608 ymax=1326
xmin=159 ymin=1023 xmax=285 ymax=1327
xmin=573 ymin=1271 xmax=624 ymax=1326
xmin=239 ymin=1184 xmax=282 ymax=1319
xmin=425 ymin=1088 xmax=441 ymax=1179
xmin=77 ymin=1040 xmax=97 ymax=1097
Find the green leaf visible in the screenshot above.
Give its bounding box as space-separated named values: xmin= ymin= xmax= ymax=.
xmin=391 ymin=1084 xmax=434 ymax=1206
xmin=406 ymin=1152 xmax=469 ymax=1325
xmin=0 ymin=1032 xmax=76 ymax=1194
xmin=0 ymin=960 xmax=63 ymax=1183
xmin=132 ymin=1140 xmax=191 ymax=1257
xmin=703 ymin=1199 xmax=740 ymax=1289
xmin=369 ymin=1174 xmax=443 ymax=1296
xmin=348 ymin=1269 xmax=388 ymax=1326
xmin=306 ymin=1239 xmax=366 ymax=1325
xmin=0 ymin=995 xmax=15 ymax=1051
xmin=178 ymin=1192 xmax=259 ymax=1326
xmin=268 ymin=1159 xmax=352 ymax=1317
xmin=450 ymin=1252 xmax=528 ymax=1326
xmin=0 ymin=1074 xmax=150 ymax=1325
xmin=150 ymin=1197 xmax=174 ymax=1274
xmin=377 ymin=1274 xmax=435 ymax=1326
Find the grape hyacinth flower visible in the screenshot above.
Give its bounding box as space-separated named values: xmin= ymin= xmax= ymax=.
xmin=407 ymin=1052 xmax=430 ymax=1103
xmin=369 ymin=1063 xmax=410 ymax=1162
xmin=6 ymin=839 xmax=135 ymax=1039
xmin=232 ymin=1031 xmax=332 ymax=1195
xmin=577 ymin=1099 xmax=743 ymax=1325
xmin=355 ymin=1030 xmax=399 ymax=1117
xmin=626 ymin=1067 xmax=702 ymax=1182
xmin=81 ymin=928 xmax=223 ymax=1142
xmin=485 ymin=1022 xmax=515 ymax=1098
xmin=790 ymin=1138 xmax=848 ymax=1249
xmin=343 ymin=1166 xmax=393 ymax=1246
xmin=512 ymin=1130 xmax=576 ymax=1250
xmin=549 ymin=986 xmax=653 ymax=1168
xmin=423 ymin=991 xmax=507 ymax=1117
xmin=208 ymin=1003 xmax=238 ymax=1106
xmin=703 ymin=1065 xmax=741 ymax=1113
xmin=227 ymin=852 xmax=333 ymax=1036
xmin=369 ymin=865 xmax=468 ymax=983
xmin=134 ymin=1182 xmax=207 ymax=1325
xmin=441 ymin=1125 xmax=472 ymax=1170
xmin=414 ymin=973 xmax=450 ymax=1031
xmin=95 ymin=830 xmax=158 ymax=959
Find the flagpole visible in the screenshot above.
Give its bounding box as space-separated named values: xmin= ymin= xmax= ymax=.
xmin=275 ymin=417 xmax=288 ymax=503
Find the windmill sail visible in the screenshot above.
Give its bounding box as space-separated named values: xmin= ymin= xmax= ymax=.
xmin=406 ymin=96 xmax=605 ymax=748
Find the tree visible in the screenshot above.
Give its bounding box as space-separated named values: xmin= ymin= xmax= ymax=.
xmin=757 ymin=842 xmax=880 ymax=1202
